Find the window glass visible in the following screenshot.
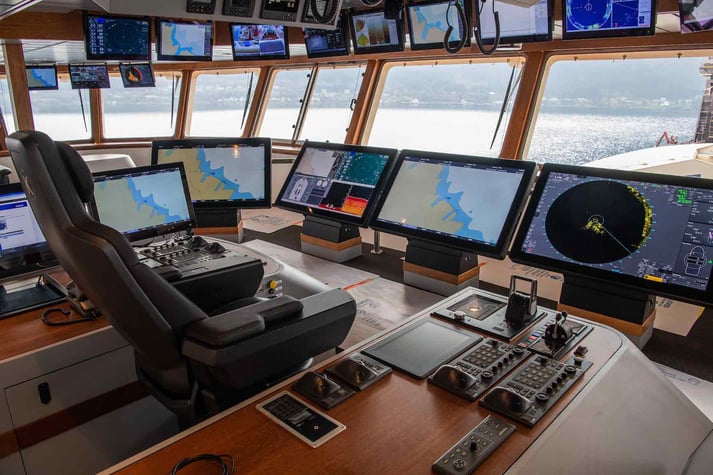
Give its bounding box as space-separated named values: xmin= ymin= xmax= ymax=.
xmin=0 ymin=77 xmax=16 ymax=135
xmin=30 ymin=76 xmax=91 ymax=141
xmin=298 ymin=66 xmax=364 ymax=143
xmin=527 ymin=56 xmax=708 ymax=165
xmin=188 ymin=70 xmax=259 ymax=137
xmin=258 ymin=68 xmax=311 ymax=140
xmin=103 ymin=73 xmax=182 ymax=138
xmin=365 ymin=60 xmax=524 ymax=157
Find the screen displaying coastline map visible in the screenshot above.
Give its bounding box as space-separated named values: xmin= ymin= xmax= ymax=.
xmin=157 ymin=19 xmax=213 ymax=61
xmin=406 ymin=0 xmax=469 ymax=50
xmin=26 ymin=66 xmax=58 ymax=91
xmin=93 ymin=165 xmax=193 ymax=238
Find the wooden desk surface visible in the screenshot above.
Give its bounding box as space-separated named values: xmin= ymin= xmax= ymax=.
xmin=0 ymin=302 xmax=110 ymax=361
xmin=111 ymin=316 xmax=622 ymax=475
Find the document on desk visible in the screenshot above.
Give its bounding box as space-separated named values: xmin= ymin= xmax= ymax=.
xmin=241 ymin=208 xmax=303 ymax=233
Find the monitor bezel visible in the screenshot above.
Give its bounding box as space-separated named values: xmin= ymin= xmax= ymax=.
xmin=229 ymin=23 xmax=291 ymax=61
xmin=274 ymin=141 xmax=399 ymax=227
xmin=150 ymin=137 xmax=272 ymax=209
xmin=119 ymin=62 xmax=156 ymax=88
xmin=509 ymin=163 xmax=713 ymax=306
xmin=156 ymin=18 xmax=214 ymax=62
xmin=83 ymin=12 xmax=152 ymax=61
xmin=25 ymin=65 xmax=59 ymax=91
xmin=368 ymin=149 xmax=537 ymax=258
xmin=303 ymin=13 xmax=350 ymax=59
xmin=348 ymin=9 xmax=406 ymax=55
xmin=68 ymin=63 xmax=111 ymax=89
xmin=406 ymin=0 xmax=473 ymax=51
xmin=0 ymin=183 xmax=59 ymax=284
xmin=479 ymin=0 xmax=554 ymax=45
xmin=90 ymin=162 xmax=197 ymax=242
xmin=561 ymin=0 xmax=657 ymax=40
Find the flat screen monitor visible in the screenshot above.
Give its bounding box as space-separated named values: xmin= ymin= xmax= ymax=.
xmin=275 ymin=141 xmax=398 ymax=226
xmin=562 ymin=0 xmax=656 ymax=39
xmin=680 ymin=0 xmax=713 ymax=33
xmin=157 ymin=19 xmax=214 ymax=61
xmin=91 ymin=163 xmax=196 ymax=242
xmin=260 ymin=0 xmax=299 ymax=22
xmin=303 ymin=14 xmax=349 ymax=58
xmin=25 ymin=65 xmax=58 ymax=91
xmin=0 ymin=184 xmax=58 ymax=283
xmin=349 ymin=10 xmax=405 ymax=55
xmin=230 ymin=23 xmax=290 ymax=60
xmin=369 ymin=150 xmax=537 ymax=258
xmin=84 ymin=13 xmax=151 ymax=61
xmin=68 ymin=63 xmax=110 ymax=89
xmin=119 ymin=63 xmax=155 ymax=88
xmin=509 ymin=163 xmax=713 ymax=306
xmin=151 ymin=138 xmax=271 ymax=209
xmin=479 ymin=0 xmax=553 ymax=44
xmin=406 ymin=0 xmax=472 ymax=50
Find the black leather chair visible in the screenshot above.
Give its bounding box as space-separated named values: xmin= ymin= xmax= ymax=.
xmin=7 ymin=131 xmax=356 ymax=427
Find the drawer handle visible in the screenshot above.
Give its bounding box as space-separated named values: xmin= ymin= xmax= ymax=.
xmin=38 ymin=382 xmax=51 ymax=405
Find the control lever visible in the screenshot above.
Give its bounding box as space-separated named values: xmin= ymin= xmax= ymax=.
xmin=431 ymin=365 xmax=478 ymax=392
xmin=481 ymin=386 xmax=533 ymax=415
xmin=544 ymin=311 xmax=573 ymax=344
xmin=504 ymin=275 xmax=538 ymax=326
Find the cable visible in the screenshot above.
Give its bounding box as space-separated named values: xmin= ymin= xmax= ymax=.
xmin=444 ymin=0 xmax=469 ymax=54
xmin=170 ymin=453 xmax=235 ymax=475
xmin=474 ymin=0 xmax=500 ymax=55
xmin=41 ymin=307 xmax=99 ymax=326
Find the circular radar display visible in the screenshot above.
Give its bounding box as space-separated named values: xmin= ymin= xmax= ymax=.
xmin=567 ymin=0 xmax=612 ymax=31
xmin=545 ymin=180 xmax=652 ymax=264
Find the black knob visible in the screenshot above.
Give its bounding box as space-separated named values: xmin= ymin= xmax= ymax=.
xmin=536 ymin=392 xmax=549 ymax=403
xmin=491 ymin=365 xmax=498 ymax=373
xmin=513 ymin=347 xmax=525 ymax=355
xmin=497 ymin=361 xmax=504 ymax=368
xmin=469 ymin=440 xmax=478 ymax=452
xmin=538 ymin=357 xmax=548 ymax=366
xmin=565 ymin=365 xmax=577 ymax=376
xmin=508 ymin=352 xmax=516 ymax=360
xmin=490 ymin=340 xmax=499 ymax=348
xmin=481 ymin=370 xmax=493 ymax=380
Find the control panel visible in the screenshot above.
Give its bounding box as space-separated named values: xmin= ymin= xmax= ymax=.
xmin=432 ymin=415 xmax=516 ymax=475
xmin=325 ymin=353 xmax=392 ymax=391
xmin=480 ymin=356 xmax=592 ymax=427
xmin=292 ymin=371 xmax=355 ymax=409
xmin=514 ymin=311 xmax=592 ymax=360
xmin=428 ymin=338 xmax=530 ymax=401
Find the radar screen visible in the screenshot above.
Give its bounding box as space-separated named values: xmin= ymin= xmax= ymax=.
xmin=512 ymin=164 xmax=713 ymax=301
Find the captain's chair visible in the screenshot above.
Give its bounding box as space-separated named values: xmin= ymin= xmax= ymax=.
xmin=7 ymin=131 xmax=356 ymax=427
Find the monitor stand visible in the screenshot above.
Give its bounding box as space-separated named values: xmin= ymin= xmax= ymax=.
xmin=0 ymin=280 xmax=65 ymax=320
xmin=403 ymin=239 xmax=480 ymax=296
xmin=557 ymin=274 xmax=656 ymax=347
xmin=300 ymin=215 xmax=362 ymax=263
xmin=194 ymin=208 xmax=243 ymax=243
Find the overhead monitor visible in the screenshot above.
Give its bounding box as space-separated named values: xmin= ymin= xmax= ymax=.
xmin=230 ymin=23 xmax=290 ymax=60
xmin=369 ymin=150 xmax=537 ymax=258
xmin=406 ymin=0 xmax=472 ymax=50
xmin=119 ymin=63 xmax=155 ymax=88
xmin=562 ymin=0 xmax=656 ymax=39
xmin=509 ymin=163 xmax=713 ymax=306
xmin=479 ymin=0 xmax=553 ymax=44
xmin=68 ymin=63 xmax=110 ymax=89
xmin=348 ymin=10 xmax=405 ymax=55
xmin=0 ymin=183 xmax=58 ymax=284
xmin=275 ymin=141 xmax=399 ymax=226
xmin=303 ymin=14 xmax=349 ymax=58
xmin=680 ymin=0 xmax=713 ymax=33
xmin=84 ymin=13 xmax=151 ymax=61
xmin=157 ymin=19 xmax=214 ymax=61
xmin=91 ymin=163 xmax=196 ymax=242
xmin=151 ymin=138 xmax=271 ymax=209
xmin=25 ymin=65 xmax=58 ymax=91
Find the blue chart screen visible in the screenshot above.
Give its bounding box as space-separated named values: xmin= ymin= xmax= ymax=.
xmin=566 ymin=0 xmax=652 ymax=33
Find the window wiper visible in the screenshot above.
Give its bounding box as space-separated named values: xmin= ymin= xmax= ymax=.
xmin=490 ymin=63 xmax=520 ymax=149
xmin=170 ymin=75 xmax=179 ymax=127
xmin=78 ymin=90 xmax=88 ymax=132
xmin=241 ymin=72 xmax=254 ymax=130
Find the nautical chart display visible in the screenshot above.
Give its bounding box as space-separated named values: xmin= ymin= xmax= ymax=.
xmin=510 ymin=163 xmax=713 ymax=304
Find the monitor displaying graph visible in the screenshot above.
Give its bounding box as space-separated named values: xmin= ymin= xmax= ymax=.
xmin=26 ymin=66 xmax=59 ymax=91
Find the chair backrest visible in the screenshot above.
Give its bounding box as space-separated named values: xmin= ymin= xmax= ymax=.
xmin=6 ymin=131 xmax=207 ymax=371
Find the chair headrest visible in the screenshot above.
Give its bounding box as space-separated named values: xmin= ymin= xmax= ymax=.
xmin=56 ymin=141 xmax=94 ymax=204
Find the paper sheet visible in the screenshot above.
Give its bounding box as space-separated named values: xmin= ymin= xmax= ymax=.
xmin=241 ymin=208 xmax=303 ymax=233
xmin=655 ymin=364 xmax=713 ymax=422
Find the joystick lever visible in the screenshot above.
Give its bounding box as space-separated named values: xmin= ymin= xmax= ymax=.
xmin=504 ymin=275 xmax=538 ymax=326
xmin=544 ymin=311 xmax=573 ymax=344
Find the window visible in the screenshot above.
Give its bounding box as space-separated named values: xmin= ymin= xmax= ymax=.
xmin=0 ymin=77 xmax=16 ymax=135
xmin=103 ymin=72 xmax=182 ymax=139
xmin=365 ymin=59 xmax=525 ymax=157
xmin=258 ymin=68 xmax=311 ymax=140
xmin=526 ymin=54 xmax=709 ymax=165
xmin=187 ymin=69 xmax=259 ymax=137
xmin=298 ymin=65 xmax=364 ymax=143
xmin=30 ymin=76 xmax=91 ymax=141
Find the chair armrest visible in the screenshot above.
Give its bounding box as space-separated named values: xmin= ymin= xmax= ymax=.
xmin=184 ymin=296 xmax=304 ymax=348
